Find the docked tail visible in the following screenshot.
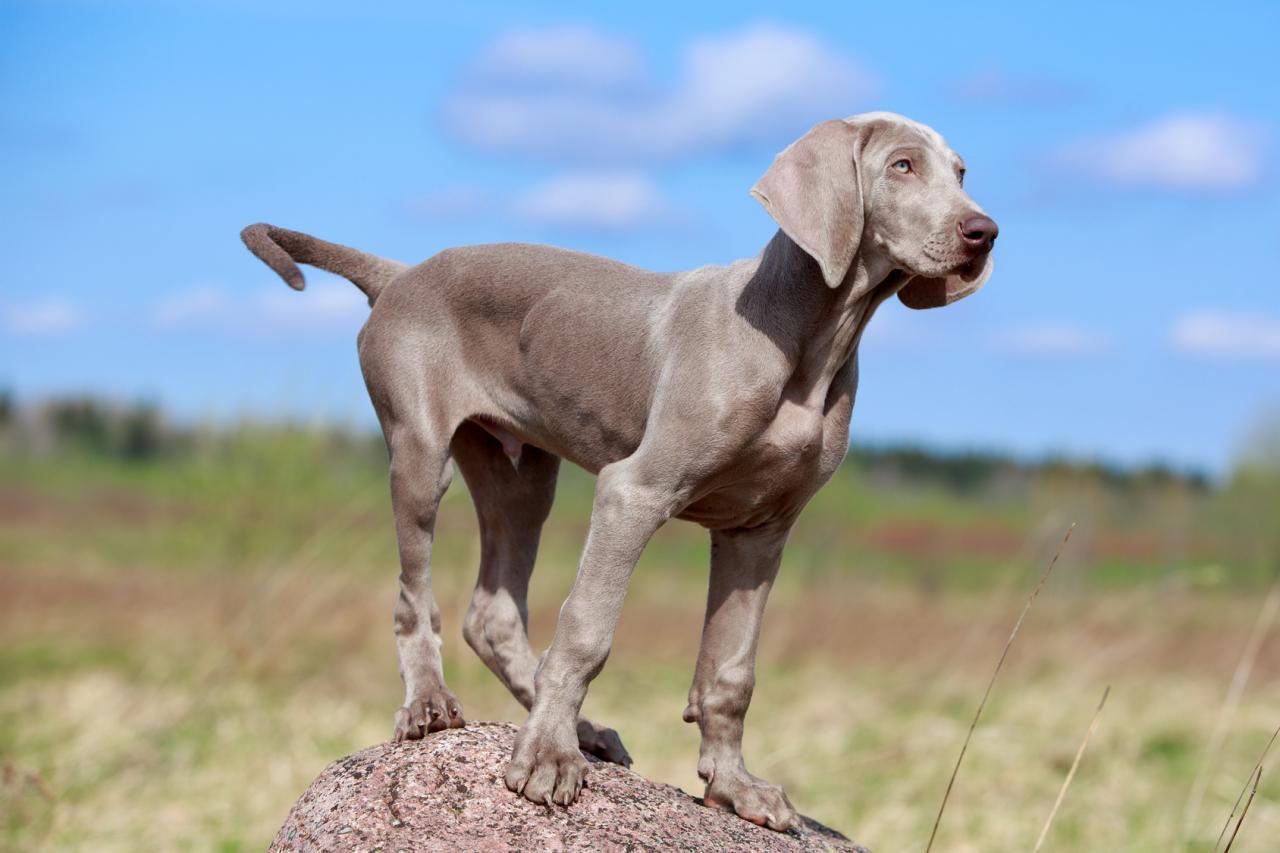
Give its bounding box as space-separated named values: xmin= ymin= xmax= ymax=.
xmin=240 ymin=223 xmax=407 ymax=305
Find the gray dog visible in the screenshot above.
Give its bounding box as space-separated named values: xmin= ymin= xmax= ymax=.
xmin=242 ymin=111 xmax=997 ymax=831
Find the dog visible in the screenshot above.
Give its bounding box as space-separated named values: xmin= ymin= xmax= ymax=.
xmin=241 ymin=111 xmax=997 ymax=830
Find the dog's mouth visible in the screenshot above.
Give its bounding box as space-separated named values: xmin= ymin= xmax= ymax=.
xmin=953 ymin=252 xmax=989 ymax=283
xmin=920 ymin=243 xmax=990 ymax=282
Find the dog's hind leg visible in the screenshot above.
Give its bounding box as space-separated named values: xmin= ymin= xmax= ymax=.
xmin=452 ymin=421 xmax=630 ymax=766
xmin=378 ymin=409 xmax=464 ymax=741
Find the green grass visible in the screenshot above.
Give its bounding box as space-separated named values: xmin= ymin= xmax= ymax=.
xmin=2 ymin=427 xmax=1279 ymax=850
xmin=2 ymin=426 xmax=1270 ymax=588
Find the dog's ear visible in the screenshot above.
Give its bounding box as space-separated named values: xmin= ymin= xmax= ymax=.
xmin=751 ymin=120 xmax=863 ymax=289
xmin=898 ymin=255 xmax=995 ymax=310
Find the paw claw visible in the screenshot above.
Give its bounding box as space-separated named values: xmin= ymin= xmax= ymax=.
xmin=392 ymin=689 xmax=464 ymax=742
xmin=703 ymin=766 xmax=797 ymax=833
xmin=509 ymin=719 xmax=590 ymax=807
xmin=504 ymin=764 xmax=528 ymax=795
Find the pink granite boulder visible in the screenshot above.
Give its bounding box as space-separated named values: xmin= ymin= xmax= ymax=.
xmin=272 ymin=721 xmax=868 ymax=852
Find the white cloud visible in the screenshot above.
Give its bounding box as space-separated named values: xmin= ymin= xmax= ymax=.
xmin=948 ymin=67 xmax=1078 ymax=106
xmin=256 ymin=279 xmax=367 ymax=328
xmin=152 ymin=277 xmax=366 ymax=334
xmin=1171 ymin=310 xmax=1280 ymax=360
xmin=861 ymin=311 xmax=934 ymax=350
xmin=3 ymin=296 xmax=85 ymax=335
xmin=465 ymin=27 xmax=645 ymax=94
xmin=445 ymin=23 xmax=877 ymax=163
xmin=511 ymin=172 xmax=671 ymax=229
xmin=1053 ymin=113 xmax=1269 ymax=192
xmin=990 ymin=323 xmax=1110 ymax=357
xmin=403 ymin=187 xmax=491 ymax=220
xmin=406 ymin=173 xmax=677 ymax=230
xmin=152 ymin=284 xmax=231 ymax=329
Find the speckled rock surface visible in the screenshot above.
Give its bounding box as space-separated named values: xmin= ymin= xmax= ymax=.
xmin=271 ymin=721 xmax=868 ymax=852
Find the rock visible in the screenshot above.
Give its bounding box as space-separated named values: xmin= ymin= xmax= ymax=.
xmin=272 ymin=721 xmax=869 ymax=852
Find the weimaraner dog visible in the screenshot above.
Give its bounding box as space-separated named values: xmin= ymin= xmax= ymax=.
xmin=242 ymin=111 xmax=997 ymax=830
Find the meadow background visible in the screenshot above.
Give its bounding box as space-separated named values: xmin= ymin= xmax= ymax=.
xmin=4 ymin=1 xmax=1280 ymax=851
xmin=1 ymin=399 xmax=1278 ymax=851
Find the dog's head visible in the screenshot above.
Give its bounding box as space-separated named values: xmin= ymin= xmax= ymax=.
xmin=750 ymin=112 xmax=996 ymax=309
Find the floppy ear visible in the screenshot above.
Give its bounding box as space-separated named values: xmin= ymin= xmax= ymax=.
xmin=751 ymin=120 xmax=863 ymax=288
xmin=897 ymin=255 xmax=995 ymax=310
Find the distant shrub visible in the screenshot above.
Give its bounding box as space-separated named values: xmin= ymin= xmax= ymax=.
xmin=848 ymin=442 xmax=1207 ymax=498
xmin=6 ymin=396 xmax=173 ymax=462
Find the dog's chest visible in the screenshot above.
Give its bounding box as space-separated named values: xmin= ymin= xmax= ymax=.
xmin=678 ymin=399 xmax=848 ymax=528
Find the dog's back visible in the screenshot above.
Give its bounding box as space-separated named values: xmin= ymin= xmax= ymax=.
xmin=368 ymin=242 xmax=679 ymax=471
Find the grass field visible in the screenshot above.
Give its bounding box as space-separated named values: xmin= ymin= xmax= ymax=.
xmin=2 ymin=424 xmax=1278 ymax=851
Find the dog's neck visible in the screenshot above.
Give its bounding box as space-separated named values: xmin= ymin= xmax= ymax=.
xmin=738 ymin=230 xmax=899 ymax=407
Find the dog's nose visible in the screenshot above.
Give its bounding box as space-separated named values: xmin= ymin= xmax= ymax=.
xmin=958 ymin=215 xmax=999 ymax=252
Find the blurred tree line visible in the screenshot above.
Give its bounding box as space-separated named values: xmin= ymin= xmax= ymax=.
xmin=0 ymin=391 xmax=1239 ymax=496
xmin=2 ymin=392 xmax=1275 ymax=584
xmin=847 ymin=443 xmax=1207 ymax=496
xmin=0 ymin=392 xmax=389 ymax=467
xmin=0 ymin=392 xmax=174 ymax=462
xmin=1213 ymin=409 xmax=1280 ymax=572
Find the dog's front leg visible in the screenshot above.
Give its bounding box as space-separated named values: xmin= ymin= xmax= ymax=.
xmin=683 ymin=524 xmax=798 ymax=831
xmin=504 ymin=457 xmax=679 ymax=806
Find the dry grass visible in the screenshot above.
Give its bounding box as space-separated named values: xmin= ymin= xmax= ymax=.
xmin=3 ymin=554 xmax=1279 ymax=852
xmin=1222 ymin=768 xmax=1262 ymax=853
xmin=926 ymin=524 xmax=1074 ymax=853
xmin=1034 ymin=685 xmax=1110 ymax=851
xmin=2 ymin=442 xmax=1278 ymax=851
xmin=1183 ymin=576 xmax=1280 ymax=846
xmin=1214 ymin=726 xmax=1278 ymax=853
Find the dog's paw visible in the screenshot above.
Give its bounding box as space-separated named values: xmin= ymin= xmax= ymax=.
xmin=577 ymin=717 xmax=632 ymax=767
xmin=505 ymin=719 xmax=589 ymax=807
xmin=701 ymin=760 xmax=798 ymax=832
xmin=392 ymin=689 xmax=464 ymax=741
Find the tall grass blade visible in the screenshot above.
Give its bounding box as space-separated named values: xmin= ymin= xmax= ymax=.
xmin=1221 ymin=767 xmax=1261 ymax=853
xmin=1033 ymin=685 xmax=1110 ymax=852
xmin=923 ymin=523 xmax=1075 ymax=853
xmin=1183 ymin=573 xmax=1280 ymax=848
xmin=1212 ymin=723 xmax=1278 ymax=853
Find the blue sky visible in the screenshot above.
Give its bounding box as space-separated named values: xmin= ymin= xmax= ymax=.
xmin=2 ymin=1 xmax=1278 ymax=473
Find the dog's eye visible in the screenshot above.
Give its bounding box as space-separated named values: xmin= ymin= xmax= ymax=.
xmin=892 ymin=159 xmax=912 ymax=174
xmin=958 ymin=169 xmax=966 ymax=186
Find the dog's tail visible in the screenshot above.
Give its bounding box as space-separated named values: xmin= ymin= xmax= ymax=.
xmin=240 ymin=223 xmax=407 ymax=305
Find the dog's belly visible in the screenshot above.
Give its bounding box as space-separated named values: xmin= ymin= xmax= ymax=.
xmin=509 ymin=286 xmax=662 ymax=472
